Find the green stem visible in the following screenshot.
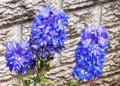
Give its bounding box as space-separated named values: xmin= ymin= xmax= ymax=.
xmin=32 ymin=71 xmax=37 ymax=86
xmin=34 ymin=56 xmax=50 ymax=85
xmin=20 ymin=74 xmax=24 ymax=86
xmin=34 ymin=80 xmax=37 ymax=86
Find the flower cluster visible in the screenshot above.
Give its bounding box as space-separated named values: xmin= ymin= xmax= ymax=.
xmin=5 ymin=5 xmax=68 ymax=75
xmin=30 ymin=5 xmax=68 ymax=59
xmin=5 ymin=40 xmax=35 ymax=74
xmin=72 ymin=25 xmax=109 ymax=80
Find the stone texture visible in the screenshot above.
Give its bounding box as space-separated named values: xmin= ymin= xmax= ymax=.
xmin=45 ymin=0 xmax=62 ymax=9
xmin=0 ymin=0 xmax=120 ymax=86
xmin=22 ymin=22 xmax=31 ymax=39
xmin=62 ymin=0 xmax=118 ymax=11
xmin=0 ymin=0 xmax=45 ymax=29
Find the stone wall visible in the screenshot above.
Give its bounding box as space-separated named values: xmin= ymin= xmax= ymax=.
xmin=0 ymin=0 xmax=120 ymax=86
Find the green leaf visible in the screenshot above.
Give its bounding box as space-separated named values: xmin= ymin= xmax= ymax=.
xmin=24 ymin=75 xmax=34 ymax=80
xmin=40 ymin=76 xmax=54 ymax=86
xmin=66 ymin=81 xmax=72 ymax=86
xmin=66 ymin=81 xmax=80 ymax=86
xmin=12 ymin=84 xmax=18 ymax=86
xmin=36 ymin=61 xmax=40 ymax=70
xmin=35 ymin=75 xmax=41 ymax=83
xmin=45 ymin=63 xmax=50 ymax=71
xmin=23 ymin=80 xmax=31 ymax=86
xmin=46 ymin=56 xmax=51 ymax=61
xmin=40 ymin=60 xmax=44 ymax=69
xmin=28 ymin=66 xmax=31 ymax=70
xmin=73 ymin=81 xmax=79 ymax=86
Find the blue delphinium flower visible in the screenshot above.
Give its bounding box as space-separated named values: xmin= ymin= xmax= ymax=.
xmin=72 ymin=25 xmax=109 ymax=80
xmin=5 ymin=40 xmax=35 ymax=74
xmin=30 ymin=5 xmax=68 ymax=59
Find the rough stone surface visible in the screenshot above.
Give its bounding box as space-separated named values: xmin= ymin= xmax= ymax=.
xmin=0 ymin=0 xmax=120 ymax=86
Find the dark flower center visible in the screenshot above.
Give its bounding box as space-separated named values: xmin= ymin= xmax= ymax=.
xmin=91 ymin=33 xmax=98 ymax=44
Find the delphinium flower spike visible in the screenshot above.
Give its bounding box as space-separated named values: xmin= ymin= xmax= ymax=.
xmin=4 ymin=5 xmax=68 ymax=86
xmin=72 ymin=25 xmax=109 ymax=80
xmin=30 ymin=5 xmax=68 ymax=59
xmin=5 ymin=40 xmax=35 ymax=74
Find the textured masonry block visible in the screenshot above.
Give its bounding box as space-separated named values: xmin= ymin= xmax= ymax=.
xmin=0 ymin=0 xmax=120 ymax=86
